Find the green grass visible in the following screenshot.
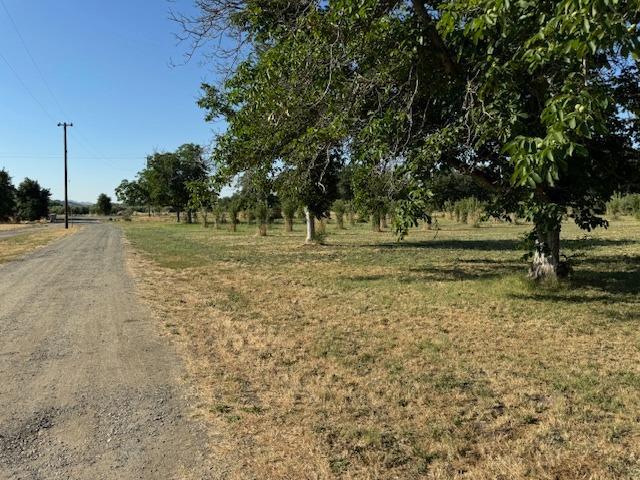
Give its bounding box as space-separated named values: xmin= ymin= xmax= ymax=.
xmin=124 ymin=215 xmax=640 ymax=479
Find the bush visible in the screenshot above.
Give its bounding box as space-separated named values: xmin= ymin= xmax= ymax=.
xmin=443 ymin=200 xmax=455 ymax=219
xmin=606 ymin=192 xmax=623 ymax=218
xmin=622 ymin=193 xmax=640 ymax=215
xmin=607 ymin=193 xmax=640 ymax=218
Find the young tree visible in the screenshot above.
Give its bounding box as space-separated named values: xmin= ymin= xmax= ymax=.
xmin=0 ymin=169 xmax=16 ymax=221
xmin=332 ymin=199 xmax=347 ymax=230
xmin=352 ymin=165 xmax=395 ymax=233
xmin=96 ymin=194 xmax=113 ymax=216
xmin=16 ymin=178 xmax=50 ymax=221
xmin=238 ymin=168 xmax=274 ymax=237
xmin=187 ymin=179 xmax=218 ymax=228
xmin=223 ymin=195 xmax=242 ymax=232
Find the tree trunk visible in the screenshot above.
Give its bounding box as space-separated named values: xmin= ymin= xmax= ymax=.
xmin=371 ymin=212 xmax=381 ymax=232
xmin=305 ymin=208 xmax=316 ymax=243
xmin=202 ymin=209 xmax=208 ymax=228
xmin=284 ymin=215 xmax=293 ymax=232
xmin=529 ymin=224 xmax=563 ymax=280
xmin=187 ymin=211 xmax=193 ymax=224
xmin=381 ymin=214 xmax=388 ymax=229
xmin=148 ymin=205 xmax=151 ymax=217
xmin=176 ymin=210 xmax=180 ymax=223
xmin=230 ymin=221 xmax=237 ymax=232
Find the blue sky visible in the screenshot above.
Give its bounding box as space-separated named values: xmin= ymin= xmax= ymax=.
xmin=0 ymin=0 xmax=225 ymax=202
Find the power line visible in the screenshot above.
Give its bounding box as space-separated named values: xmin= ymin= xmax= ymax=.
xmin=0 ymin=153 xmax=146 ymax=160
xmin=0 ymin=50 xmax=56 ymax=123
xmin=0 ymin=2 xmax=141 ymax=175
xmin=1 ymin=0 xmax=68 ymax=119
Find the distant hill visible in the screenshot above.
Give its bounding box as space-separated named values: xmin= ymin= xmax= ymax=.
xmin=51 ymin=200 xmax=93 ymax=207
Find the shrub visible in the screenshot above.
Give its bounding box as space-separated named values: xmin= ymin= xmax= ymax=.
xmin=621 ymin=193 xmax=640 ymax=216
xmin=607 ymin=193 xmax=640 ymax=218
xmin=443 ymin=200 xmax=455 ymax=219
xmin=606 ymin=192 xmax=623 ymax=218
xmin=453 ymin=197 xmax=485 ymax=226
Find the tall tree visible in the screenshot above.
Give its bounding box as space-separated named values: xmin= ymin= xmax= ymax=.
xmin=96 ymin=193 xmax=113 ymax=216
xmin=0 ymin=169 xmax=16 ymax=221
xmin=145 ymin=144 xmax=209 ymax=222
xmin=187 ymin=178 xmax=219 ymax=227
xmin=16 ymin=178 xmax=50 ymax=221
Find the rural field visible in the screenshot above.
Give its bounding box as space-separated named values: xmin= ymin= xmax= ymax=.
xmin=124 ymin=216 xmax=640 ymax=479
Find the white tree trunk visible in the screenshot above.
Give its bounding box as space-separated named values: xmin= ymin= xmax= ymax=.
xmin=305 ymin=208 xmax=316 ymax=243
xmin=529 ymin=226 xmax=561 ymax=280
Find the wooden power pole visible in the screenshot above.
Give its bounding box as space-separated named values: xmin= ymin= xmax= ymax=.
xmin=57 ymin=122 xmax=73 ymax=229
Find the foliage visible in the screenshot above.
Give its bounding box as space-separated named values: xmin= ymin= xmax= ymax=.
xmin=96 ymin=193 xmax=113 ymax=216
xmin=16 ymin=178 xmax=50 ymax=221
xmin=183 ymin=0 xmax=640 ymax=274
xmin=351 ymin=165 xmax=395 ymax=227
xmin=0 ymin=169 xmax=16 ymax=221
xmin=219 ymin=194 xmax=243 ymax=229
xmin=118 ymin=144 xmax=209 ymax=220
xmin=454 ymin=197 xmax=485 ymax=227
xmin=332 ymin=199 xmax=347 ymax=229
xmin=115 ymin=179 xmax=149 ymax=208
xmin=187 ymin=178 xmax=219 ymax=226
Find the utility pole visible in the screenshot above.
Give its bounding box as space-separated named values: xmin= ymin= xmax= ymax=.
xmin=57 ymin=122 xmax=73 ymax=229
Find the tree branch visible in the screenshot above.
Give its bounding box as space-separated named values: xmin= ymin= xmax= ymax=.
xmin=411 ymin=0 xmax=460 ymax=76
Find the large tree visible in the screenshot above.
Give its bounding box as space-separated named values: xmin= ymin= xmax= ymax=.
xmin=16 ymin=178 xmax=50 ymax=221
xmin=182 ymin=0 xmax=640 ymax=278
xmin=144 ymin=144 xmax=209 ymax=222
xmin=96 ymin=193 xmax=113 ymax=216
xmin=115 ymin=178 xmax=152 ymax=214
xmin=0 ymin=169 xmax=16 ymax=221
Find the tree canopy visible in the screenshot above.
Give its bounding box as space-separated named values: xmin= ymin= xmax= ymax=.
xmin=96 ymin=193 xmax=113 ymax=216
xmin=183 ymin=0 xmax=640 ymax=277
xmin=0 ymin=169 xmax=16 ymax=221
xmin=16 ymin=178 xmax=50 ymax=221
xmin=117 ymin=143 xmax=209 ymax=221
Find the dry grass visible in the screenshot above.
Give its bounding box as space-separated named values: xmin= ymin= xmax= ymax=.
xmin=124 ymin=216 xmax=640 ymax=479
xmin=0 ymin=226 xmax=77 ymax=264
xmin=0 ymin=224 xmax=30 ymax=232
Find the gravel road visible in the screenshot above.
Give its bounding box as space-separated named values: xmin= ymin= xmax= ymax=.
xmin=0 ymin=224 xmax=213 ymax=479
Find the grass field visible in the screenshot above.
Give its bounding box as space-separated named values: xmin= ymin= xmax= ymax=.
xmin=124 ymin=216 xmax=640 ymax=479
xmin=0 ymin=226 xmax=76 ymax=264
